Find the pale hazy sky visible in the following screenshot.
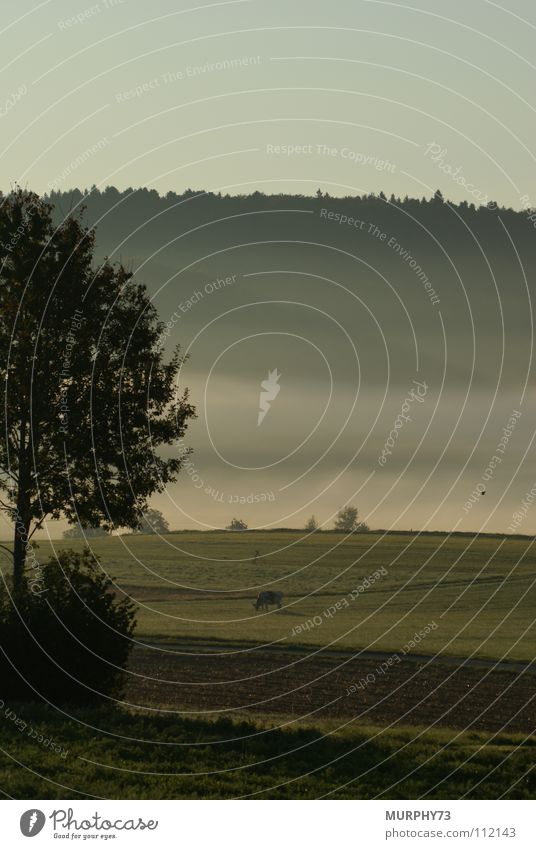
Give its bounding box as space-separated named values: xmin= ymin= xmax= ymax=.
xmin=1 ymin=0 xmax=535 ymax=207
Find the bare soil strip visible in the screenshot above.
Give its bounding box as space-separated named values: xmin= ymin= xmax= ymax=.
xmin=127 ymin=646 xmax=536 ymax=733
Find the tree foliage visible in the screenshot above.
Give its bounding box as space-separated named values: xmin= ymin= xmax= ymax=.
xmin=334 ymin=505 xmax=369 ymax=533
xmin=0 ymin=189 xmax=195 ymax=588
xmin=135 ymin=507 xmax=170 ymax=534
xmin=0 ymin=548 xmax=136 ymax=704
xmin=227 ymin=518 xmax=248 ymax=531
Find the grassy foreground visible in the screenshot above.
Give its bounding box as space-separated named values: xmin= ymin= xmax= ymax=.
xmin=10 ymin=531 xmax=536 ymax=661
xmin=1 ymin=531 xmax=533 ymax=800
xmin=0 ymin=704 xmax=533 ymax=800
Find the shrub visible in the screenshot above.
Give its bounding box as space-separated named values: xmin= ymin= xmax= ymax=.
xmin=0 ymin=549 xmax=136 ymax=705
xmin=226 ymin=518 xmax=248 ymax=531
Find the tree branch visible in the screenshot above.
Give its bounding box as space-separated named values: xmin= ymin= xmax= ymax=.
xmin=0 ymin=497 xmax=16 ymax=515
xmin=0 ymin=465 xmax=18 ymax=484
xmin=28 ymin=513 xmax=50 ymax=540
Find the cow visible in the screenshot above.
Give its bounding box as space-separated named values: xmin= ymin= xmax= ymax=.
xmin=253 ymin=590 xmax=283 ymax=611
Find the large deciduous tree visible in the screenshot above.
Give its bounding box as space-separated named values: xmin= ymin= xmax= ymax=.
xmin=0 ymin=189 xmax=195 ymax=591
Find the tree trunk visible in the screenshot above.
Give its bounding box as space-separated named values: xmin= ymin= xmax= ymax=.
xmin=13 ymin=519 xmax=29 ymax=592
xmin=13 ymin=416 xmax=30 ymax=593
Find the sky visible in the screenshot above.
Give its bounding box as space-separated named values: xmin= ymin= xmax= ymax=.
xmin=1 ymin=0 xmax=535 ymax=208
xmin=1 ymin=0 xmax=536 ymax=537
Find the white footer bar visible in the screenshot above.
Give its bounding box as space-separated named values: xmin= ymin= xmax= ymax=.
xmin=2 ymin=800 xmax=535 ymax=848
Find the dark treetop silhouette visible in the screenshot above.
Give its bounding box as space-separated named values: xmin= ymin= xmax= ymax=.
xmin=0 ymin=189 xmax=195 ymax=591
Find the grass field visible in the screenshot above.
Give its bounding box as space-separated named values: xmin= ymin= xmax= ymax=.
xmin=13 ymin=530 xmax=536 ymax=661
xmin=0 ymin=704 xmax=534 ymax=799
xmin=1 ymin=530 xmax=534 ymax=799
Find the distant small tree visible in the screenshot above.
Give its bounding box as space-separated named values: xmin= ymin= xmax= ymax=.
xmin=63 ymin=525 xmax=109 ymax=539
xmin=227 ymin=518 xmax=248 ymax=531
xmin=305 ymin=515 xmax=319 ymax=531
xmin=136 ymin=508 xmax=170 ymax=534
xmin=334 ymin=505 xmax=369 ymax=533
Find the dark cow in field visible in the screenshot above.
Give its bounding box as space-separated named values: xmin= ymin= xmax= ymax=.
xmin=254 ymin=590 xmax=283 ymax=611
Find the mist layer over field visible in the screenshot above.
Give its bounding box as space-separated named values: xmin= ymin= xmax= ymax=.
xmin=48 ymin=190 xmax=536 ymax=534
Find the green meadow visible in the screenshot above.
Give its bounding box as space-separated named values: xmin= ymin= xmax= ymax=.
xmin=11 ymin=530 xmax=536 ymax=662
xmin=0 ymin=704 xmax=533 ymax=800
xmin=1 ymin=531 xmax=534 ymax=799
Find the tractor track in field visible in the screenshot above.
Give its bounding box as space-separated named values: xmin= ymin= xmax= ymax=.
xmin=126 ymin=644 xmax=536 ymax=734
xmin=135 ymin=639 xmax=535 ymax=673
